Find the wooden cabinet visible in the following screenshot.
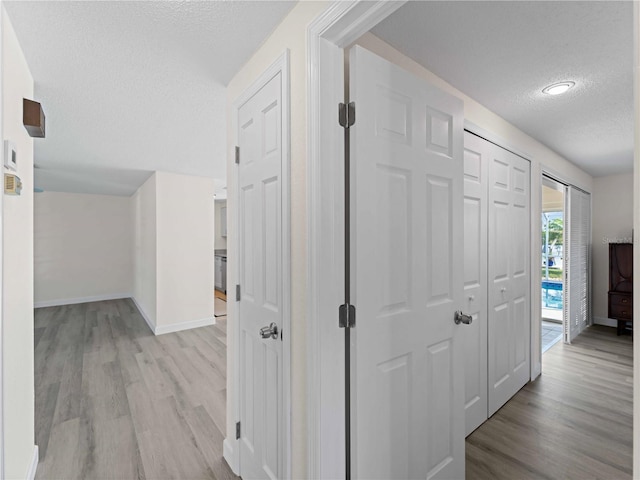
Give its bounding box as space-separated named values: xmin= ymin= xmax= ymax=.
xmin=608 ymin=243 xmax=633 ymax=335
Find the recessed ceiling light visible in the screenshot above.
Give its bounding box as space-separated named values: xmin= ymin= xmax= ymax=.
xmin=542 ymin=82 xmax=575 ymax=96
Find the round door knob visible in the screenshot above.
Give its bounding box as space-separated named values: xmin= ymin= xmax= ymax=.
xmin=259 ymin=322 xmax=279 ymax=340
xmin=454 ymin=311 xmax=473 ymax=325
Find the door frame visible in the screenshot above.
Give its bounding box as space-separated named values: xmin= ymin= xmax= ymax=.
xmin=539 ymin=169 xmax=592 ymax=340
xmin=307 ymin=2 xmax=540 ymax=474
xmin=306 ymin=3 xmax=407 ymax=477
xmin=0 ymin=6 xmax=5 ymax=478
xmin=226 ymin=50 xmax=291 ymax=478
xmin=540 ymin=174 xmax=568 ymax=345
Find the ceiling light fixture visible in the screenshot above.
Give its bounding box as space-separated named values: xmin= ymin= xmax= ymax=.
xmin=542 ymin=81 xmax=575 ymax=96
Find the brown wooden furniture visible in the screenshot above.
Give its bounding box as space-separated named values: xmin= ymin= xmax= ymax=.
xmin=608 ymin=243 xmax=633 ymax=335
xmin=23 ymin=98 xmax=45 ymax=138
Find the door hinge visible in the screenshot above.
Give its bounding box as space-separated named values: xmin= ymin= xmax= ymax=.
xmin=236 ymin=284 xmax=241 ymax=301
xmin=339 ymin=303 xmax=356 ymax=328
xmin=236 ymin=421 xmax=241 ymax=439
xmin=338 ymin=102 xmax=356 ymax=128
xmin=235 ymin=145 xmax=240 ymax=164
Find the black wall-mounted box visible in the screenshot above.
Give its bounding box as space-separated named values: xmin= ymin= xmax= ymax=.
xmin=23 ymin=98 xmax=45 ymax=138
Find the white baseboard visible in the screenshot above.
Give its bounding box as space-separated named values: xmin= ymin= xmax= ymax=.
xmin=129 ymin=297 xmax=214 ymax=336
xmin=593 ymin=316 xmax=618 ymax=328
xmin=33 ymin=293 xmax=213 ymax=337
xmin=155 ymin=316 xmax=215 ymax=335
xmin=34 ymin=293 xmax=132 ymax=309
xmin=26 ymin=445 xmax=39 ymax=480
xmin=130 ymin=296 xmax=156 ymax=334
xmin=223 ymin=438 xmax=239 ymax=474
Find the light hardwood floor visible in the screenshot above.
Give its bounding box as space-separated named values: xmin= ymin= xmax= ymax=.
xmin=466 ymin=325 xmax=633 ymax=479
xmin=214 ymin=290 xmax=227 ymax=301
xmin=34 ymin=298 xmax=237 ymax=480
xmin=35 ymin=301 xmax=632 ymax=479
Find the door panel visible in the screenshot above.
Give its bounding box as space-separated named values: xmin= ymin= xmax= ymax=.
xmin=350 ymin=45 xmax=465 ymax=480
xmin=462 ymin=132 xmax=488 ymax=436
xmin=377 ymin=165 xmax=411 ymax=312
xmin=488 ymin=145 xmax=531 ymax=417
xmin=238 ymin=72 xmax=283 ymax=480
xmin=514 ymin=297 xmax=527 ymax=368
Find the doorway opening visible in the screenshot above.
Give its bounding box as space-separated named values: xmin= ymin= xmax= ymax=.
xmin=541 ymin=175 xmax=565 ymax=353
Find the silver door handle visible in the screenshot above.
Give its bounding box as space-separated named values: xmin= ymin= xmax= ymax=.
xmin=454 ymin=311 xmax=473 ymax=325
xmin=259 ymin=322 xmax=279 ymax=339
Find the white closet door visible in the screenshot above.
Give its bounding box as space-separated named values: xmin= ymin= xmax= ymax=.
xmin=462 ymin=132 xmax=488 ymax=436
xmin=350 ymin=45 xmax=466 ymax=480
xmin=565 ymin=187 xmax=591 ymax=343
xmin=487 ymin=145 xmax=530 ymax=417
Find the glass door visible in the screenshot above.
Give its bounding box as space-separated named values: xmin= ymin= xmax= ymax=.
xmin=541 ymin=175 xmax=566 ymax=353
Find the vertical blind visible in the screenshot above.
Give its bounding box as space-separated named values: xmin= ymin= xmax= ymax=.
xmin=565 ymin=186 xmax=591 ymax=343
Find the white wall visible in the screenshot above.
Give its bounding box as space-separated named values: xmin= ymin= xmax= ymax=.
xmin=132 ymin=171 xmax=215 ymax=334
xmin=31 ymin=169 xmax=213 ymax=338
xmin=591 ymin=173 xmax=634 ymax=325
xmin=214 ymin=199 xmax=227 ymax=250
xmin=155 ymin=171 xmax=214 ymax=330
xmin=2 ymin=7 xmax=36 ymax=478
xmin=34 ymin=192 xmax=133 ymax=307
xmin=133 ymin=173 xmax=157 ymax=327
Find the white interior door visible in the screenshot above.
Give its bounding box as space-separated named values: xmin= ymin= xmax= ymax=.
xmin=350 ymin=45 xmax=466 ymax=479
xmin=462 ymin=131 xmax=488 ymax=436
xmin=238 ymin=71 xmax=283 ymax=480
xmin=487 ymin=145 xmax=531 ymax=417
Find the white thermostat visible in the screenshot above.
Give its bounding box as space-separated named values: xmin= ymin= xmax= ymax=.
xmin=4 ymin=140 xmax=16 ymax=171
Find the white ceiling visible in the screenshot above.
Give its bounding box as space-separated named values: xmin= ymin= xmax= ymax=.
xmin=4 ymin=1 xmax=632 ymax=195
xmin=542 ymin=185 xmax=564 ymax=213
xmin=372 ymin=1 xmax=633 ymax=177
xmin=4 ymin=0 xmax=295 ymax=196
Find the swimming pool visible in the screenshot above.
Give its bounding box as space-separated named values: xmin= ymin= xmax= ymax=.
xmin=542 ymin=280 xmax=563 ymax=309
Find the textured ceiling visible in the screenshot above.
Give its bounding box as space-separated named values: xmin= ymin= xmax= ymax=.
xmin=372 ymin=1 xmax=633 ymax=177
xmin=4 ymin=1 xmax=295 ymax=195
